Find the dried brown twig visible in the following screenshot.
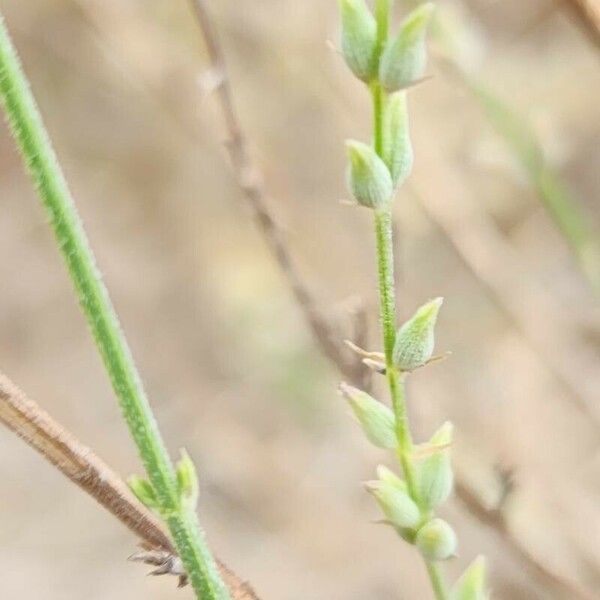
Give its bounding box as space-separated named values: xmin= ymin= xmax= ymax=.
xmin=188 ymin=0 xmax=368 ymax=389
xmin=564 ymin=0 xmax=600 ymax=49
xmin=0 ymin=370 xmax=259 ymax=600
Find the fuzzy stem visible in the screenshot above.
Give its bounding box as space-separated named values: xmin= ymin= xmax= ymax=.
xmin=369 ymin=4 xmax=448 ymax=598
xmin=426 ymin=560 xmax=448 ymax=600
xmin=0 ymin=13 xmax=229 ymax=600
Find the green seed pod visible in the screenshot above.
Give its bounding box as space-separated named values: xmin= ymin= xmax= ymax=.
xmin=379 ymin=3 xmax=435 ymax=92
xmin=376 ymin=465 xmax=405 ymax=488
xmin=368 ymin=476 xmax=420 ymax=529
xmin=417 ymin=421 xmax=454 ymax=510
xmin=340 ymin=383 xmax=397 ymax=449
xmin=416 ymin=518 xmax=458 ymax=561
xmin=451 ymin=556 xmax=488 ymax=600
xmin=128 ymin=474 xmax=158 ymax=510
xmin=393 ymin=297 xmax=443 ymax=371
xmin=175 ymin=448 xmax=200 ymax=510
xmin=346 ymin=140 xmax=393 ymax=209
xmin=383 ymin=92 xmax=413 ymax=187
xmin=339 ymin=0 xmax=378 ymax=82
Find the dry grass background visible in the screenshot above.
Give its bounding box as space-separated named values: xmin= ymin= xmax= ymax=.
xmin=0 ymin=0 xmax=599 ymax=598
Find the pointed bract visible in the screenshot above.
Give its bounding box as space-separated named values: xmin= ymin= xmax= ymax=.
xmin=376 ymin=465 xmax=406 ymax=489
xmin=383 ymin=92 xmax=414 ymax=187
xmin=451 ymin=556 xmax=488 ymax=600
xmin=393 ymin=297 xmax=443 ymax=371
xmin=346 ymin=140 xmax=394 ymax=209
xmin=339 ymin=0 xmax=378 ymax=82
xmin=416 ymin=518 xmax=458 ymax=561
xmin=175 ymin=448 xmax=200 ymax=510
xmin=368 ymin=477 xmax=421 ymax=529
xmin=417 ymin=421 xmax=454 ymax=510
xmin=340 ymin=383 xmax=397 ymax=449
xmin=379 ymin=3 xmax=435 ymax=92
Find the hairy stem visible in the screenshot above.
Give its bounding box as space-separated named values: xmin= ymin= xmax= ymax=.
xmin=426 ymin=560 xmax=449 ymax=600
xmin=370 ymin=4 xmax=448 ymax=598
xmin=0 ymin=13 xmax=228 ymax=600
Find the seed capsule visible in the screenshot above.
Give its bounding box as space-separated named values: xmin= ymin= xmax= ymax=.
xmin=416 ymin=518 xmax=457 ymax=561
xmin=383 ymin=92 xmax=414 ymax=187
xmin=339 ymin=0 xmax=378 ymax=82
xmin=346 ymin=140 xmax=393 ymax=209
xmin=367 ymin=475 xmax=420 ymax=529
xmin=451 ymin=556 xmax=488 ymax=600
xmin=417 ymin=421 xmax=454 ymax=510
xmin=379 ymin=3 xmax=435 ymax=92
xmin=393 ymin=297 xmax=443 ymax=371
xmin=340 ymin=383 xmax=396 ymax=449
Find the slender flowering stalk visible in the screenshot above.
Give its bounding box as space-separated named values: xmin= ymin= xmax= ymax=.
xmin=339 ymin=2 xmax=489 ymax=598
xmin=0 ymin=12 xmax=229 ymax=600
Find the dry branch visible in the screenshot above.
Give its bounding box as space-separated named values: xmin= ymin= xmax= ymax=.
xmin=0 ymin=370 xmax=259 ymax=600
xmin=188 ymin=0 xmax=368 ymax=389
xmin=564 ymin=0 xmax=600 ymax=49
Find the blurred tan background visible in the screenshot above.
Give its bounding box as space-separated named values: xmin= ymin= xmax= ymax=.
xmin=0 ymin=0 xmax=599 ymax=598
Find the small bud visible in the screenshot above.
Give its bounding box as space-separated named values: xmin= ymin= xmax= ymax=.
xmin=417 ymin=422 xmax=454 ymax=510
xmin=346 ymin=140 xmax=393 ymax=209
xmin=175 ymin=449 xmax=200 ymax=510
xmin=416 ymin=518 xmax=457 ymax=561
xmin=376 ymin=465 xmax=405 ymax=488
xmin=393 ymin=297 xmax=443 ymax=371
xmin=339 ymin=0 xmax=378 ymax=82
xmin=340 ymin=383 xmax=396 ymax=449
xmin=383 ymin=92 xmax=413 ymax=187
xmin=379 ymin=3 xmax=435 ymax=92
xmin=128 ymin=475 xmax=158 ymax=510
xmin=367 ymin=476 xmax=420 ymax=529
xmin=451 ymin=556 xmax=488 ymax=600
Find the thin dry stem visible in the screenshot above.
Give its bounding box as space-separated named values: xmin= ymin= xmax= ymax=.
xmin=188 ymin=0 xmax=368 ymax=389
xmin=564 ymin=0 xmax=600 ymax=49
xmin=0 ymin=370 xmax=259 ymax=600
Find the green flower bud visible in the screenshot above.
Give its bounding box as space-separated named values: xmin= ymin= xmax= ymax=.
xmin=367 ymin=476 xmax=420 ymax=529
xmin=376 ymin=465 xmax=405 ymax=488
xmin=128 ymin=475 xmax=158 ymax=510
xmin=417 ymin=421 xmax=454 ymax=510
xmin=346 ymin=141 xmax=393 ymax=209
xmin=339 ymin=0 xmax=378 ymax=82
xmin=416 ymin=518 xmax=458 ymax=561
xmin=393 ymin=297 xmax=443 ymax=371
xmin=379 ymin=3 xmax=435 ymax=92
xmin=175 ymin=448 xmax=200 ymax=510
xmin=383 ymin=92 xmax=413 ymax=187
xmin=340 ymin=383 xmax=396 ymax=449
xmin=451 ymin=556 xmax=488 ymax=600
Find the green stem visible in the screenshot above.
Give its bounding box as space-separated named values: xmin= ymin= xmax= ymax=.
xmin=0 ymin=13 xmax=229 ymax=600
xmin=374 ymin=209 xmax=418 ymax=498
xmin=370 ymin=5 xmax=447 ymax=595
xmin=426 ymin=560 xmax=449 ymax=600
xmin=371 ymin=82 xmax=386 ymax=157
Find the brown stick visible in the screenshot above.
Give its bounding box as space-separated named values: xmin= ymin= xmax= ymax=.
xmin=188 ymin=0 xmax=368 ymax=389
xmin=564 ymin=0 xmax=600 ymax=49
xmin=455 ymin=480 xmax=595 ymax=600
xmin=0 ymin=370 xmax=259 ymax=600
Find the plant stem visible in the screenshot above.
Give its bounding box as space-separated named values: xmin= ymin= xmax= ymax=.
xmin=370 ymin=4 xmax=448 ymax=598
xmin=0 ymin=13 xmax=229 ymax=600
xmin=426 ymin=560 xmax=449 ymax=600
